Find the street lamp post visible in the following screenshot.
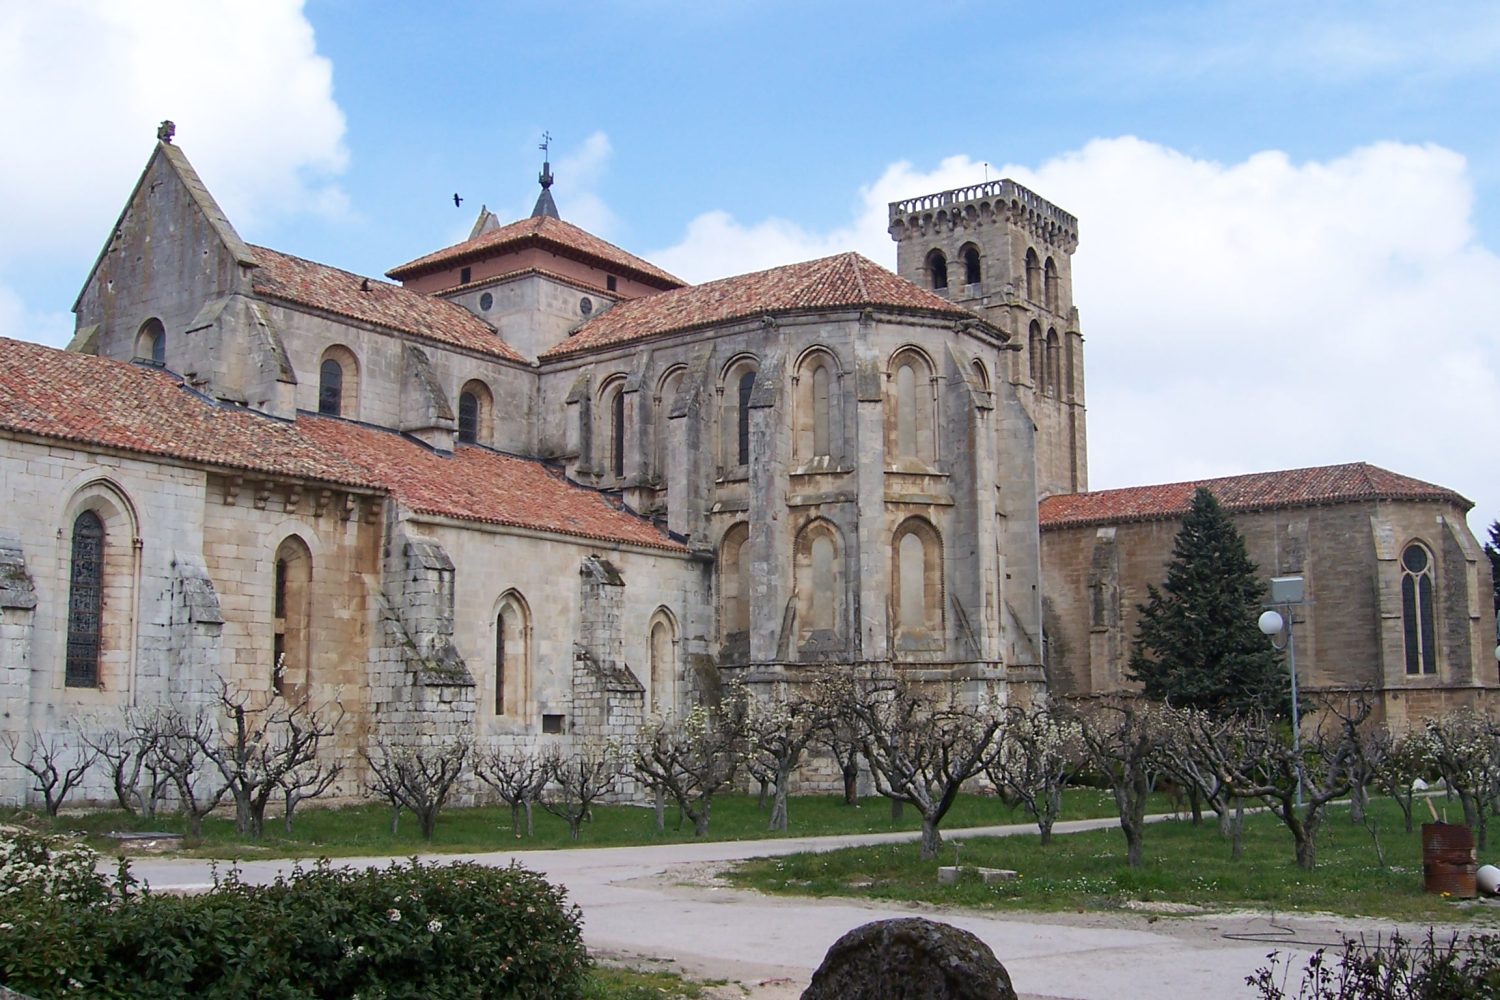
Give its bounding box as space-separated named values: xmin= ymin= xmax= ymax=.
xmin=1259 ymin=575 xmax=1305 ymax=808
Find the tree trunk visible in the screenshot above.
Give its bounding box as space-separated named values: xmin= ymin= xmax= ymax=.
xmin=567 ymin=816 xmax=582 ymax=840
xmin=510 ymin=802 xmax=522 ymax=836
xmin=1396 ymin=793 xmax=1414 ymax=834
xmin=1189 ymin=785 xmax=1203 ymax=826
xmin=1038 ymin=817 xmax=1054 ymax=846
xmin=891 ymin=798 xmax=905 ymax=822
xmin=920 ymin=817 xmax=942 ymax=860
xmin=842 ymin=761 xmax=859 ymax=805
xmin=1230 ymin=798 xmax=1244 ymax=861
xmin=769 ymin=765 xmax=792 ymax=832
xmin=653 ymin=787 xmax=666 ymax=832
xmin=693 ymin=797 xmax=712 ymax=837
xmin=1350 ymin=783 xmax=1367 ymax=825
xmin=757 ymin=776 xmax=770 ymax=810
xmin=524 ymin=799 xmax=535 ymax=837
xmin=420 ymin=808 xmax=438 ymax=841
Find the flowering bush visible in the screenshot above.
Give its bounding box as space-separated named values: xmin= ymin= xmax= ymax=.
xmin=0 ymin=828 xmax=588 ymax=998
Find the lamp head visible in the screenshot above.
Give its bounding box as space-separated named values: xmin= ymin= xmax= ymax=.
xmin=1258 ymin=610 xmax=1285 ymax=636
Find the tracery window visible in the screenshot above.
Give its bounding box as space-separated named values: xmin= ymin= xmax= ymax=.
xmin=1401 ymin=542 xmax=1437 ymax=675
xmin=64 ymin=511 xmax=105 ymax=687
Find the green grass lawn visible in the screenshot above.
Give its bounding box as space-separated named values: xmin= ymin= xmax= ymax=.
xmin=727 ymin=798 xmax=1500 ymax=923
xmin=2 ymin=788 xmax=1138 ymax=860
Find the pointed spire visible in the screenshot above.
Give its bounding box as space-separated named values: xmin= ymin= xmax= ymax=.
xmin=531 ymin=131 xmax=559 ymax=219
xmin=469 ymin=204 xmax=500 ymax=239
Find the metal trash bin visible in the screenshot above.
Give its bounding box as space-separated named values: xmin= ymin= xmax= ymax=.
xmin=1422 ymin=822 xmax=1477 ymax=898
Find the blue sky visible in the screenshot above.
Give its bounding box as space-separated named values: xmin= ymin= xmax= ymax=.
xmin=2 ymin=0 xmax=1498 ymax=532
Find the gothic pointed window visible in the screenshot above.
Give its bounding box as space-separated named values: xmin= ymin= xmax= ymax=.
xmin=1044 ymin=257 xmax=1059 ymax=312
xmin=1401 ymin=542 xmax=1437 ymax=675
xmin=1025 ymin=248 xmax=1041 ymax=301
xmin=1029 ymin=321 xmax=1044 ymax=391
xmin=737 ymin=371 xmax=755 ymax=466
xmin=272 ymin=537 xmax=311 ymax=698
xmin=649 ymin=612 xmax=677 ymax=717
xmin=496 ymin=593 xmax=529 ymax=717
xmin=64 ymin=510 xmax=105 ymax=687
xmin=1046 ymin=329 xmax=1062 ymax=397
xmin=612 ymin=386 xmax=626 ymax=478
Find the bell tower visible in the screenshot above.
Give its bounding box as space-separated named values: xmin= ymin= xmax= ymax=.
xmin=889 ymin=179 xmax=1086 ymax=498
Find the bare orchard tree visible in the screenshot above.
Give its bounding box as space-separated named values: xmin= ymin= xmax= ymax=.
xmin=540 ymin=742 xmax=622 ymax=840
xmin=81 ymin=709 xmax=172 ymax=818
xmin=154 ymin=707 xmax=229 ymax=838
xmin=362 ymin=736 xmax=470 ymax=841
xmin=1420 ymin=710 xmax=1500 ymax=850
xmin=983 ymin=702 xmax=1081 ymax=845
xmin=277 ymin=748 xmax=343 ymax=835
xmin=2 ymin=728 xmax=97 ymax=816
xmin=815 ymin=698 xmax=865 ymax=807
xmin=830 ymin=674 xmax=1002 ymax=861
xmin=631 ymin=704 xmax=744 ymax=838
xmin=473 ymin=742 xmax=550 ymax=837
xmin=207 ymin=681 xmax=344 ymax=838
xmin=742 ymin=680 xmax=832 ymax=832
xmin=1069 ymin=697 xmax=1165 ymax=869
xmin=1158 ymin=705 xmax=1257 ymax=858
xmin=1370 ymin=726 xmax=1428 ymax=834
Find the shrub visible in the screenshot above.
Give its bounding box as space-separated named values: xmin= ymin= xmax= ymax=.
xmin=0 ymin=828 xmax=589 ymax=999
xmin=1250 ymin=930 xmax=1500 ymax=999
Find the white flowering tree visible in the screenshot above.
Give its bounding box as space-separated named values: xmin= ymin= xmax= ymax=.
xmin=362 ymin=736 xmax=470 ymax=841
xmin=1069 ymin=697 xmax=1165 ymax=869
xmin=474 ymin=742 xmax=551 ymax=837
xmin=741 ymin=680 xmax=833 ymax=832
xmin=1370 ymin=726 xmax=1427 ymax=833
xmin=1420 ymin=710 xmax=1500 ymax=849
xmin=983 ymin=703 xmax=1081 ymax=845
xmin=540 ymin=741 xmax=622 ymax=840
xmin=631 ymin=704 xmax=744 ymax=838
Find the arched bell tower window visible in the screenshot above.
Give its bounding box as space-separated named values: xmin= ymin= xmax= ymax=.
xmin=64 ymin=511 xmax=105 ymax=688
xmin=135 ymin=318 xmax=166 ymax=366
xmin=961 ymin=244 xmax=981 ymax=286
xmin=1044 ymin=256 xmax=1059 ymax=312
xmin=1028 ymin=321 xmax=1044 ymax=391
xmin=1046 ymin=329 xmax=1062 ymax=397
xmin=1400 ymin=542 xmax=1437 ymax=675
xmin=1025 ymin=248 xmax=1041 ymax=301
xmin=926 ymin=249 xmax=948 ymax=291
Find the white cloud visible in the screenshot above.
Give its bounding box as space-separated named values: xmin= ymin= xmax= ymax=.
xmin=650 ymin=138 xmax=1500 ymax=528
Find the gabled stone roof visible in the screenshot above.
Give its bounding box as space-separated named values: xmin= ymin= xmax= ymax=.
xmin=0 ymin=337 xmax=685 ymax=551
xmin=1039 ymin=463 xmax=1470 ymax=530
xmin=539 ymin=251 xmax=979 ymax=359
xmin=249 ymin=246 xmax=525 ymax=363
xmin=386 ymin=215 xmax=684 ymax=290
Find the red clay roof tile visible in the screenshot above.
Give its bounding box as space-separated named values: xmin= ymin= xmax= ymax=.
xmin=539 ymin=252 xmax=976 ymax=359
xmin=1039 ymin=463 xmax=1469 ymax=530
xmin=386 ymin=215 xmax=684 ymax=289
xmin=249 ymin=246 xmax=526 ymax=363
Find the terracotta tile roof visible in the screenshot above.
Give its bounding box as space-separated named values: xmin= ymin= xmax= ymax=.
xmin=0 ymin=337 xmax=376 ymax=487
xmin=385 ymin=216 xmax=684 ymax=289
xmin=540 ymin=252 xmax=976 ymax=359
xmin=249 ymin=246 xmax=525 ymax=363
xmin=1039 ymin=463 xmax=1469 ymax=530
xmin=297 ymin=418 xmax=685 ymax=552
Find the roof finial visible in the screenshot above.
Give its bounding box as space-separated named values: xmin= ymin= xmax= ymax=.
xmin=531 ymin=130 xmax=560 ymax=219
xmin=157 ymin=120 xmax=176 ymax=144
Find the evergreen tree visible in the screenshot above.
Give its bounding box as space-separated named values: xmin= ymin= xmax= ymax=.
xmin=1127 ymin=487 xmax=1288 ymax=717
xmin=1485 ymin=520 xmax=1500 ymax=615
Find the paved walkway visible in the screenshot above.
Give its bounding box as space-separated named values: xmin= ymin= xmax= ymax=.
xmin=123 ymin=815 xmax=1439 ymax=999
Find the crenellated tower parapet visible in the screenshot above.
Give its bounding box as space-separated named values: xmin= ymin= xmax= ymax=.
xmin=888 ymin=179 xmax=1079 ymax=252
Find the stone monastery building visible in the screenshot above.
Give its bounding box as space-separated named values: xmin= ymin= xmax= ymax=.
xmin=0 ymin=133 xmax=1493 ymax=805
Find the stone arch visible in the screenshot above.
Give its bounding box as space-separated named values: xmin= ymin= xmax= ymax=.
xmin=134 ymin=317 xmax=166 ymax=366
xmin=719 ymin=355 xmax=759 ymax=471
xmin=1044 ymin=256 xmax=1059 ymax=311
xmin=1399 ymin=540 xmax=1438 ymax=676
xmin=1025 ymin=247 xmax=1041 ymax=302
xmin=960 ymin=243 xmax=982 ymax=287
xmin=494 ymin=589 xmax=531 ymax=719
xmin=970 ymin=358 xmax=991 ymax=393
xmin=653 ymin=364 xmax=687 ymax=481
xmin=925 ymin=248 xmax=949 ymax=291
xmin=272 ymin=534 xmax=313 ymax=699
xmin=317 ymin=345 xmax=360 ymax=418
xmin=719 ymin=521 xmax=751 ymax=643
xmin=794 ymin=518 xmax=844 ymax=644
xmin=60 ymin=480 xmax=139 ymax=692
xmin=794 ymin=347 xmax=843 ymax=463
xmin=647 ymin=606 xmax=679 ymax=717
xmin=886 ymin=346 xmax=938 ymax=464
xmin=892 ymin=516 xmax=944 ymax=644
xmin=597 ymin=373 xmax=628 ymax=479
xmin=457 ymin=378 xmax=494 ymax=445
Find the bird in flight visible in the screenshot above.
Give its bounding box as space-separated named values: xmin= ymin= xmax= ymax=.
xmin=453 ymin=193 xmax=463 ymax=207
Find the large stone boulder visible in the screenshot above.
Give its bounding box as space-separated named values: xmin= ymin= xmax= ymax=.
xmin=800 ymin=917 xmax=1017 ymax=999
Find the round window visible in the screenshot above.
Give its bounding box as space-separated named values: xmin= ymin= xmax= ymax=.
xmin=479 ymin=292 xmax=493 ymax=311
xmin=1401 ymin=544 xmax=1429 ymax=575
xmin=580 ymin=296 xmax=593 ymax=316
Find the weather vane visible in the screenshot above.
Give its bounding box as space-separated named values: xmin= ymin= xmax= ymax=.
xmin=539 ymin=131 xmax=552 ymax=157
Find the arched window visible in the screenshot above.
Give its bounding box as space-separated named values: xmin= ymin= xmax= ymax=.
xmin=720 ymin=523 xmax=751 ymax=640
xmin=720 ymin=360 xmax=758 ymax=470
xmin=272 ymin=536 xmax=312 ymax=698
xmin=654 ymin=366 xmax=686 ymax=481
xmin=893 ymin=517 xmax=943 ymax=641
xmin=596 ymin=376 xmax=628 ymax=479
xmin=961 ymin=245 xmax=981 ymax=286
xmin=612 ymin=387 xmax=626 ymax=478
xmin=135 ymin=318 xmax=165 ymax=366
xmin=1401 ymin=543 xmax=1437 ymax=675
xmin=794 ymin=520 xmax=843 ymax=641
xmin=496 ymin=592 xmax=529 ymax=717
xmin=970 ymin=359 xmax=990 ymax=393
xmin=795 ymin=351 xmax=840 ymax=462
xmin=318 ymin=359 xmax=343 ymax=416
xmin=457 ymin=380 xmax=493 ymax=445
xmin=648 ymin=611 xmax=677 ymax=717
xmin=1028 ymin=322 xmax=1044 ymax=391
xmin=1025 ymin=248 xmax=1041 ymax=301
xmin=64 ymin=510 xmax=105 ymax=687
xmin=1046 ymin=329 xmax=1062 ymax=397
xmin=1044 ymin=257 xmax=1059 ymax=312
xmin=811 ymin=364 xmax=831 ymax=457
xmin=887 ymin=349 xmax=936 ymax=463
xmin=926 ymin=249 xmax=948 ymax=291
